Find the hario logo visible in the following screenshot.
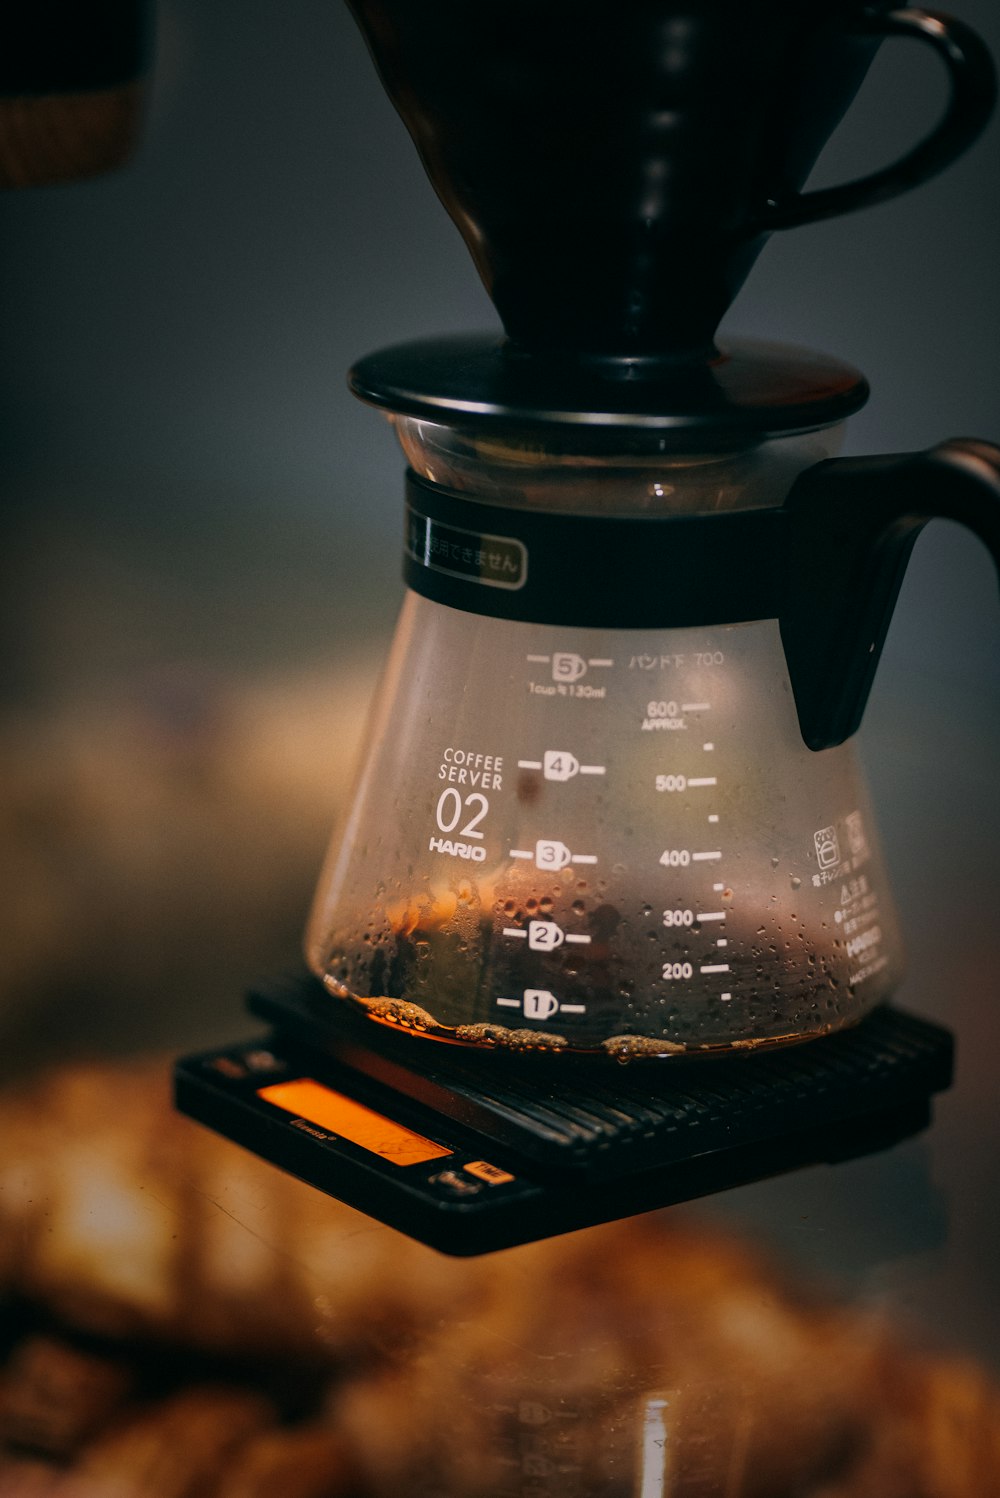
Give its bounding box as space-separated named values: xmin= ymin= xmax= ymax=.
xmin=429 ymin=836 xmax=487 ymax=862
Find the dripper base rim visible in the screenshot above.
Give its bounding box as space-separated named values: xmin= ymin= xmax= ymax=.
xmin=349 ymin=333 xmax=869 ymax=442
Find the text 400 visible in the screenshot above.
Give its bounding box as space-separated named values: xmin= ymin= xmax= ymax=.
xmin=659 ymin=849 xmax=692 ymax=867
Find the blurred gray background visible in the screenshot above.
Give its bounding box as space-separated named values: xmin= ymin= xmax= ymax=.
xmin=1 ymin=0 xmax=998 ymax=1368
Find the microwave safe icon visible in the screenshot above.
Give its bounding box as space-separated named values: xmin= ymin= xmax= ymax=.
xmin=814 ymin=826 xmax=841 ymax=870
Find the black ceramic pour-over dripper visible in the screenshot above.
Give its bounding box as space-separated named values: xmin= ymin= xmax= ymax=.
xmin=348 ymin=0 xmax=994 ymax=362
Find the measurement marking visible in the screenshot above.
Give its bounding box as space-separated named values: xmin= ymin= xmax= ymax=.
xmin=708 ymin=814 xmax=720 ymax=823
xmin=505 ymin=924 xmax=590 ymax=946
xmin=522 ymin=754 xmax=607 ymax=779
xmin=496 ymin=998 xmax=521 ymax=1008
xmin=693 ymin=850 xmax=722 ymax=862
xmin=527 ymin=654 xmax=550 ymax=663
xmin=713 ymin=882 xmax=725 ymax=891
xmin=588 ymin=658 xmax=614 ymax=667
xmin=700 ymin=963 xmax=731 ymax=974
xmin=688 ymin=776 xmax=717 ymax=787
xmin=639 ymin=1399 xmax=669 ymax=1498
xmin=697 ymin=911 xmax=726 ymax=922
xmin=721 ymin=991 xmax=732 ymax=1002
xmin=513 ymin=841 xmax=596 ymax=869
xmin=561 ymin=1004 xmax=587 ymax=1014
xmin=682 ymin=701 xmax=711 ymax=711
xmin=703 ymin=742 xmax=715 ymax=750
xmin=717 ymin=939 xmax=728 ymax=947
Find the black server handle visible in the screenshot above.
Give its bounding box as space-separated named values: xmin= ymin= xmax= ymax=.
xmin=779 ymin=439 xmax=1000 ymax=751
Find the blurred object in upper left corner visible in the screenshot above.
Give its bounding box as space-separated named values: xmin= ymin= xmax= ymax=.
xmin=0 ymin=0 xmax=154 ymax=187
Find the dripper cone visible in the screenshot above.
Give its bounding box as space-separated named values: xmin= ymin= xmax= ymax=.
xmin=348 ymin=0 xmax=890 ymax=359
xmin=349 ymin=0 xmax=995 ymax=361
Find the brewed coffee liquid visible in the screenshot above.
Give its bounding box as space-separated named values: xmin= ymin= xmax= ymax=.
xmin=307 ymin=601 xmax=904 ymax=1058
xmin=326 ymin=896 xmax=873 ymax=1059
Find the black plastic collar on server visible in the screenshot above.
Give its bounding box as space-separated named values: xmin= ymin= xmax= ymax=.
xmin=404 ymin=470 xmax=786 ymax=629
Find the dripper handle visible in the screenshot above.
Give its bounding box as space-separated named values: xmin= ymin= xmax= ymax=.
xmin=779 ymin=439 xmax=1000 ymax=750
xmin=759 ymin=9 xmax=997 ymax=231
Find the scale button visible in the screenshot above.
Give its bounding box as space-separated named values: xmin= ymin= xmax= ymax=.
xmin=429 ymin=1169 xmax=483 ymax=1198
xmin=464 ymin=1160 xmax=516 ymax=1186
xmin=241 ymin=1048 xmax=282 ymax=1074
xmin=209 ymin=1056 xmax=247 ymax=1079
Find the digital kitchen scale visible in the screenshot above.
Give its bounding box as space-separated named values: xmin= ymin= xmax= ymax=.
xmin=174 ymin=973 xmax=953 ymax=1256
